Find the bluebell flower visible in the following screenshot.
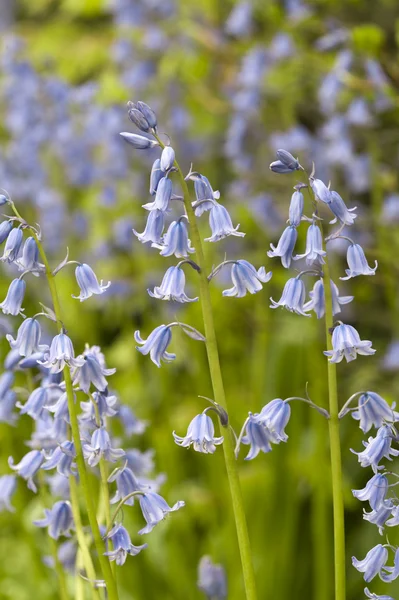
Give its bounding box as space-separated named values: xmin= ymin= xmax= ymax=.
xmin=104 ymin=524 xmax=147 ymax=565
xmin=19 ymin=351 xmax=47 ymax=369
xmin=364 ymin=587 xmax=394 ymax=599
xmin=225 ymin=0 xmax=252 ymax=37
xmin=270 ymin=277 xmax=310 ymax=316
xmin=6 ymin=318 xmax=48 ymax=357
xmin=363 ymin=502 xmax=394 ymax=534
xmin=34 ymin=500 xmax=74 ymax=539
xmin=340 ymin=244 xmax=378 ymax=280
xmin=133 ymin=209 xmax=165 ymax=244
xmin=42 ymin=441 xmax=76 ymax=478
xmin=192 ymin=175 xmax=219 ymax=217
xmin=304 ymin=279 xmax=353 ymax=319
xmin=143 ymin=177 xmax=172 ymax=212
xmin=1 ymin=228 xmax=23 ymax=263
xmin=138 ymin=491 xmax=185 ymax=534
xmin=4 ymin=349 xmax=22 ymax=370
xmin=0 ymin=371 xmax=14 ymax=399
xmin=221 ymin=260 xmax=272 ymax=298
xmin=0 ymin=221 xmax=13 ymax=244
xmin=173 ymin=413 xmax=224 ymax=453
xmin=83 ymin=427 xmax=125 ymax=467
xmin=352 ymin=425 xmax=399 ymax=471
xmin=120 ymin=132 xmax=158 ymax=149
xmin=353 ymin=474 xmax=388 ymax=510
xmin=205 ymin=202 xmax=245 ymax=242
xmin=117 ymin=405 xmax=147 ymax=436
xmin=39 ymin=333 xmax=85 ymax=373
xmin=254 ymin=398 xmax=291 ymax=442
xmin=125 ymin=449 xmax=155 ymax=477
xmin=16 ymin=237 xmax=44 ymax=274
xmin=328 ymin=191 xmax=357 ymax=226
xmin=9 ymin=449 xmax=44 ymax=492
xmin=386 ymin=506 xmax=399 ymax=527
xmin=72 ymin=352 xmax=116 ymax=393
xmin=45 ymin=391 xmax=70 ymax=423
xmin=0 ymin=475 xmax=17 ymax=512
xmin=380 ymin=548 xmax=399 ymax=583
xmin=351 ymin=392 xmax=399 ymax=433
xmin=153 ymin=218 xmax=194 ymax=258
xmin=109 ymin=465 xmax=141 ymax=505
xmin=0 ymin=389 xmax=16 ymax=424
xmin=134 ymin=325 xmax=176 ymax=367
xmin=240 ymin=415 xmax=273 ymax=459
xmin=288 ymin=190 xmax=304 ymax=226
xmin=135 ymin=101 xmax=157 ymax=129
xmin=352 ymin=545 xmax=388 ymax=582
xmin=324 ymin=323 xmax=376 ymax=363
xmin=160 ymin=146 xmax=175 ymax=172
xmin=294 ymin=223 xmax=326 ymax=265
xmin=79 ymin=392 xmax=118 ymax=430
xmin=310 ymin=178 xmax=333 ymax=204
xmin=197 ymin=555 xmax=227 ymax=600
xmin=17 ymin=387 xmax=48 ymax=420
xmin=270 ymin=149 xmax=301 ymax=173
xmin=267 ymin=226 xmax=297 ymax=268
xmin=47 ymin=474 xmax=70 ymax=501
xmin=148 ymin=266 xmax=198 ymax=303
xmin=72 ymin=263 xmax=111 ymax=301
xmin=149 ymin=158 xmax=163 ymax=195
xmin=0 ymin=279 xmax=26 ymax=316
xmin=44 ymin=540 xmax=77 ymax=573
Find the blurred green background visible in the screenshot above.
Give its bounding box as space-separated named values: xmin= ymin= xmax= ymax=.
xmin=1 ymin=0 xmax=399 ymax=599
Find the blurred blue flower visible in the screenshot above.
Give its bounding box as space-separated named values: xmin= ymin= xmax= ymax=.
xmin=351 ymin=392 xmax=399 ymax=433
xmin=270 ymin=277 xmax=310 ymax=316
xmin=134 ymin=324 xmax=175 ymax=367
xmin=197 ymin=555 xmax=227 ymax=600
xmin=138 ymin=491 xmax=184 ymax=534
xmin=104 ymin=523 xmax=147 ymax=565
xmin=267 ymin=226 xmax=297 ymax=268
xmin=0 ymin=279 xmax=26 ymax=316
xmin=324 ymin=323 xmax=375 ymax=363
xmin=72 ymin=263 xmax=111 ymax=302
xmin=148 ymin=266 xmax=198 ymax=303
xmin=17 ymin=387 xmax=48 ymax=420
xmin=34 ymin=500 xmax=74 ymax=539
xmin=0 ymin=475 xmax=17 ymax=512
xmin=225 ymin=1 xmax=252 ymax=38
xmin=352 ymin=474 xmax=388 ymax=510
xmin=9 ymin=449 xmax=44 ymax=492
xmin=340 ymin=244 xmax=378 ymax=280
xmin=173 ymin=413 xmax=223 ymax=454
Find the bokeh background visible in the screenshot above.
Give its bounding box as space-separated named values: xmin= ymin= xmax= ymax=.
xmin=1 ymin=0 xmax=399 ymax=599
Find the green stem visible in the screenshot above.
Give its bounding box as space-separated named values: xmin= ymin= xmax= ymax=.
xmin=49 ymin=536 xmax=70 ymax=600
xmin=155 ymin=137 xmax=257 ymax=599
xmin=10 ymin=203 xmax=118 ymax=600
xmin=323 ymin=255 xmax=346 ymax=600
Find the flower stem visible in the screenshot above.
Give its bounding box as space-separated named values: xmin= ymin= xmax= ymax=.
xmin=155 ymin=138 xmax=257 ymax=600
xmin=9 ymin=203 xmax=118 ymax=600
xmin=323 ymin=254 xmax=346 ymax=600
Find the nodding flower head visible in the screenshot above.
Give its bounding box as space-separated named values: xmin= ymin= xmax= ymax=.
xmin=329 ymin=191 xmax=357 ymax=226
xmin=294 ymin=223 xmax=326 ymax=266
xmin=364 ymin=587 xmax=394 ymax=600
xmin=352 ymin=473 xmax=388 ymax=511
xmin=352 ymin=392 xmax=399 ymax=433
xmin=222 ymin=260 xmax=272 ymax=298
xmin=254 ymin=398 xmax=291 ymax=443
xmin=17 ymin=387 xmax=48 ymax=420
xmin=108 ymin=466 xmax=141 ymax=505
xmin=138 ymin=491 xmax=185 ymax=534
xmin=0 ymin=475 xmax=17 ymax=512
xmin=0 ymin=221 xmax=13 ymax=245
xmin=72 ymin=263 xmax=111 ymax=301
xmin=288 ymin=190 xmax=304 ymax=226
xmin=197 ymin=556 xmax=227 ymax=600
xmin=0 ymin=279 xmax=26 ymax=316
xmin=324 ymin=323 xmax=376 ymax=363
xmin=270 ymin=277 xmax=310 ymax=317
xmin=16 ymin=237 xmax=43 ymax=274
xmin=270 ymin=149 xmax=301 ymax=173
xmin=39 ymin=333 xmax=85 ymax=373
xmin=310 ymin=178 xmax=333 ymax=204
xmin=240 ymin=415 xmax=273 ymax=460
xmin=149 ymin=158 xmax=163 ymax=195
xmin=352 ymin=544 xmax=388 ymax=582
xmin=1 ymin=228 xmax=23 ymax=263
xmin=104 ymin=524 xmax=147 ymax=565
xmin=267 ymin=226 xmax=297 ymax=268
xmin=34 ymin=500 xmax=74 ymax=540
xmin=205 ymin=202 xmax=245 ymax=242
xmin=6 ymin=318 xmax=48 ymax=357
xmin=153 ymin=218 xmax=195 ymax=258
xmin=143 ymin=177 xmax=173 ymax=212
xmin=41 ymin=441 xmax=76 ymax=478
xmin=148 ymin=266 xmax=198 ymax=303
xmin=134 ymin=324 xmax=176 ymax=367
xmin=340 ymin=244 xmax=378 ymax=280
xmin=82 ymin=427 xmax=125 ymax=467
xmin=133 ymin=209 xmax=165 ymax=245
xmin=192 ymin=174 xmax=219 ymax=216
xmin=72 ymin=352 xmax=116 ymax=393
xmin=351 ymin=425 xmax=399 ymax=471
xmin=9 ymin=449 xmax=44 ymax=492
xmin=363 ymin=502 xmax=393 ymax=535
xmin=173 ymin=413 xmax=224 ymax=454
xmin=304 ymin=279 xmax=353 ymax=319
